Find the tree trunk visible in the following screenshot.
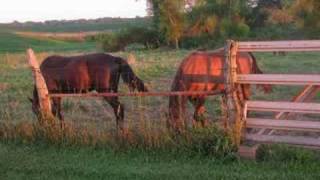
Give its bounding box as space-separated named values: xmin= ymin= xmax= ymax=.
xmin=175 ymin=38 xmax=179 ymax=49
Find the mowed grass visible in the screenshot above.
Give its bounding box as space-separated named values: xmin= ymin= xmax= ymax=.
xmin=1 ymin=142 xmax=320 ymax=180
xmin=0 ymin=30 xmax=97 ymax=53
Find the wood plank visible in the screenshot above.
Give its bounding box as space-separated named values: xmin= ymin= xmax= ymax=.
xmin=246 ymin=101 xmax=320 ymax=114
xmin=237 ymin=74 xmax=320 ymax=85
xmin=275 ymin=85 xmax=318 ymax=119
xmin=245 ymin=134 xmax=320 ymax=147
xmin=26 ymin=49 xmax=52 ymax=115
xmin=258 ymin=85 xmax=319 ymax=135
xmin=246 ymin=118 xmax=320 ymax=132
xmin=238 ymin=40 xmax=320 ymax=52
xmin=49 ymin=90 xmax=224 ymax=98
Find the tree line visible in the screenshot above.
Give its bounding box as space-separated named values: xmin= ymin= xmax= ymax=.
xmin=87 ymin=0 xmax=320 ymax=51
xmin=112 ymin=0 xmax=317 ymax=51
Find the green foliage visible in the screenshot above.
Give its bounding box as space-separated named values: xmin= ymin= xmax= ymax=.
xmin=220 ymin=18 xmax=250 ymax=38
xmin=99 ymin=27 xmax=162 ymax=52
xmin=181 ymin=126 xmax=236 ymax=157
xmin=291 ymin=0 xmax=320 ymax=37
xmin=158 ymin=0 xmax=185 ymax=49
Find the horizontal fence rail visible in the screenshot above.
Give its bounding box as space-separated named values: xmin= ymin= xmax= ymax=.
xmin=238 ymin=40 xmax=320 ymax=52
xmin=237 ymin=74 xmax=320 ymax=85
xmin=49 ymin=90 xmax=225 ymax=98
xmin=246 ymin=118 xmax=320 ymax=132
xmin=246 ymin=101 xmax=320 ymax=114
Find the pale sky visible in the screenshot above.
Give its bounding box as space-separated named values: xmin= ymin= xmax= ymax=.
xmin=0 ymin=0 xmax=147 ymax=23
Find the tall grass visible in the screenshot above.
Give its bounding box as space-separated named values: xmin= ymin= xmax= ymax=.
xmin=0 ymin=120 xmax=236 ymax=158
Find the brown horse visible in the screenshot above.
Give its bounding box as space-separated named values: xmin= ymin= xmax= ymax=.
xmin=29 ymin=53 xmax=148 ymax=131
xmin=168 ymin=51 xmax=272 ymax=131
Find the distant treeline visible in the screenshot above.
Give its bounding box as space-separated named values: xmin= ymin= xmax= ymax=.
xmin=97 ymin=0 xmax=320 ymax=52
xmin=0 ymin=17 xmax=151 ymax=32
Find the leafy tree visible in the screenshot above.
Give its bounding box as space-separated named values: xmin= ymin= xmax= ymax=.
xmin=158 ymin=0 xmax=186 ymax=49
xmin=187 ymin=0 xmax=250 ymax=38
xmin=291 ymin=0 xmax=320 ymax=37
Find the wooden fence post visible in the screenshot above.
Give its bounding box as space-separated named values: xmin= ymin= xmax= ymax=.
xmin=224 ymin=40 xmax=243 ymax=146
xmin=26 ymin=49 xmax=53 ymax=121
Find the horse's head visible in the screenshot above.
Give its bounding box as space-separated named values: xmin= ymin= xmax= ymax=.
xmin=29 ymin=87 xmax=40 ymax=117
xmin=129 ymin=77 xmax=148 ymax=92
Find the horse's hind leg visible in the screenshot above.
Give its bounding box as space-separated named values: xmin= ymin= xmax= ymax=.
xmin=103 ymin=97 xmax=127 ymax=135
xmin=190 ymin=97 xmax=208 ymax=128
xmin=169 ymin=95 xmax=187 ymax=132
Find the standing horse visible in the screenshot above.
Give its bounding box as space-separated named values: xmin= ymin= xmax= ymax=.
xmin=29 ymin=53 xmax=148 ymax=132
xmin=168 ymin=51 xmax=272 ymax=131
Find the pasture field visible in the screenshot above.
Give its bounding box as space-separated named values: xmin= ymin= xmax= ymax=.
xmin=1 ymin=142 xmax=320 ymax=180
xmin=0 ymin=30 xmax=97 ymax=53
xmin=1 ymin=49 xmax=320 ymax=179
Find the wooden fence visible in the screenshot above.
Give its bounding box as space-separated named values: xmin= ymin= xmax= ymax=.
xmin=27 ymin=39 xmax=320 ymax=156
xmin=223 ymin=40 xmax=320 ymax=158
xmin=26 ymin=49 xmax=224 ymax=121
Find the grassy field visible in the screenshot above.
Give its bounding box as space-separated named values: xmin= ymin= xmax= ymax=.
xmin=1 ymin=142 xmax=320 ymax=180
xmin=0 ymin=30 xmax=98 ymax=53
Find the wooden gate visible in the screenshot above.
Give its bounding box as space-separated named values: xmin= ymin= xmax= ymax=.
xmin=223 ymin=40 xmax=320 ymax=155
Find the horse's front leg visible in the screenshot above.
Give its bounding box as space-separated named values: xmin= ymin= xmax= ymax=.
xmin=52 ymin=97 xmax=64 ymax=128
xmin=190 ymin=97 xmax=208 ymax=129
xmin=104 ymin=97 xmax=127 ymax=136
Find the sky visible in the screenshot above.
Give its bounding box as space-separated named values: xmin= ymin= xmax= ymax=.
xmin=0 ymin=0 xmax=147 ymax=23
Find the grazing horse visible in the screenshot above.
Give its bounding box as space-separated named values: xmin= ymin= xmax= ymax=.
xmin=168 ymin=51 xmax=272 ymax=131
xmin=29 ymin=53 xmax=148 ymax=132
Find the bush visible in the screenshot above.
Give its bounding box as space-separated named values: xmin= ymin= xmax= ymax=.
xmin=220 ymin=18 xmax=250 ymax=39
xmin=180 ymin=126 xmax=236 ymax=158
xmin=95 ymin=27 xmax=162 ymax=52
xmin=125 ymin=43 xmax=146 ymax=51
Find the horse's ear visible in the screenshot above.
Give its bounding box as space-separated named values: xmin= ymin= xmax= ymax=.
xmin=28 ymin=97 xmax=33 ymax=103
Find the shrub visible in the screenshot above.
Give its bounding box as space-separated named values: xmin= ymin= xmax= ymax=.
xmin=96 ymin=27 xmax=162 ymax=52
xmin=180 ymin=126 xmax=236 ymax=158
xmin=220 ymin=18 xmax=250 ymax=39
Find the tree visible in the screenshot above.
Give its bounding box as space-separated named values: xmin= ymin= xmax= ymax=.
xmin=158 ymin=0 xmax=186 ymax=49
xmin=187 ymin=0 xmax=250 ymax=38
xmin=291 ymin=0 xmax=320 ymax=36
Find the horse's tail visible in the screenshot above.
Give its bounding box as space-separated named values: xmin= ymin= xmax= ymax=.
xmin=248 ymin=52 xmax=272 ymax=93
xmin=119 ymin=59 xmax=148 ymax=92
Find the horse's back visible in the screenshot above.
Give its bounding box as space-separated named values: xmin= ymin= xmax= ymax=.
xmin=40 ymin=53 xmax=124 ymax=93
xmin=172 ymin=51 xmax=253 ymax=92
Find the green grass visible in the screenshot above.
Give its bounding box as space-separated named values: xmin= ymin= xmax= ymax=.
xmin=0 ymin=30 xmax=97 ymax=53
xmin=1 ymin=142 xmax=320 ymax=180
